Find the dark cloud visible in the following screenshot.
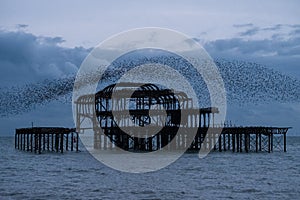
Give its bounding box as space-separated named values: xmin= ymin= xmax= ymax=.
xmin=237 ymin=24 xmax=300 ymax=37
xmin=16 ymin=24 xmax=29 ymax=29
xmin=290 ymin=24 xmax=300 ymax=28
xmin=233 ymin=23 xmax=254 ymax=28
xmin=239 ymin=27 xmax=260 ymax=36
xmin=0 ymin=30 xmax=90 ymax=86
xmin=261 ymin=24 xmax=283 ymax=31
xmin=205 ymin=36 xmax=300 ymax=57
xmin=204 ymin=35 xmax=300 ymax=81
xmin=289 ymin=28 xmax=300 ymax=36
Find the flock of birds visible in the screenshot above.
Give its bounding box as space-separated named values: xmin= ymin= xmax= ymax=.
xmin=1 ymin=54 xmax=300 ymax=117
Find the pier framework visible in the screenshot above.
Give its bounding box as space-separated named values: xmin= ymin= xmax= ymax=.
xmin=15 ymin=127 xmax=78 ymax=154
xmin=75 ymin=82 xmax=290 ymax=153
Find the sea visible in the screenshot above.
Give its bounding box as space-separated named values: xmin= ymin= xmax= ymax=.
xmin=0 ymin=136 xmax=299 ymax=200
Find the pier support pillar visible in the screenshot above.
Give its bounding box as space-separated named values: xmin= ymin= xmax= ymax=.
xmin=284 ymin=133 xmax=287 ymax=152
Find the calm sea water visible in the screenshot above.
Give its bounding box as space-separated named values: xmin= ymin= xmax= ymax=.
xmin=0 ymin=136 xmax=299 ymax=200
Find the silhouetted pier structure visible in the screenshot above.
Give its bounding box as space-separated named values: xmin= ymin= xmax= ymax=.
xmin=15 ymin=127 xmax=78 ymax=154
xmin=75 ymin=82 xmax=290 ymax=153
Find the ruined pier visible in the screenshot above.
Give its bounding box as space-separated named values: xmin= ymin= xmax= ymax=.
xmin=74 ymin=82 xmax=290 ymax=153
xmin=15 ymin=127 xmax=78 ymax=153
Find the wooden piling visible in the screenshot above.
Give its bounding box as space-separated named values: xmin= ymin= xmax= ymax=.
xmin=51 ymin=134 xmax=54 ymax=151
xmin=259 ymin=133 xmax=262 ymax=151
xmin=218 ymin=134 xmax=222 ymax=152
xmin=76 ymin=132 xmax=79 ymax=152
xmin=66 ymin=133 xmax=68 ymax=151
xmin=26 ymin=134 xmax=29 ymax=151
xmin=47 ymin=134 xmax=50 ymax=151
xmin=38 ymin=133 xmax=42 ymax=154
xmin=284 ymin=133 xmax=287 ymax=152
xmin=15 ymin=133 xmax=17 ymax=149
xmin=255 ymin=133 xmax=258 ymax=153
xmin=232 ymin=133 xmax=235 ymax=152
xmin=15 ymin=127 xmax=77 ymax=154
xmin=71 ymin=132 xmax=74 ymax=151
xmin=236 ymin=134 xmax=239 ymax=152
xmin=268 ymin=133 xmax=271 ymax=153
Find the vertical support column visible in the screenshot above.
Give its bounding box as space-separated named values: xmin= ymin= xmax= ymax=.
xmin=200 ymin=114 xmax=203 ymax=128
xmin=66 ymin=133 xmax=69 ymax=151
xmin=194 ymin=133 xmax=199 ymax=150
xmin=248 ymin=133 xmax=251 ymax=152
xmin=55 ymin=134 xmax=59 ymax=152
xmin=125 ymin=134 xmax=129 ymax=151
xmin=43 ymin=134 xmax=45 ymax=151
xmin=20 ymin=133 xmax=23 ymax=150
xmin=236 ymin=134 xmax=239 ymax=152
xmin=19 ymin=134 xmax=21 ymax=150
xmin=17 ymin=133 xmax=20 ymax=149
xmin=149 ymin=136 xmax=153 ymax=151
xmin=15 ymin=133 xmax=17 ymax=149
xmin=212 ymin=133 xmax=216 ymax=151
xmin=27 ymin=134 xmax=29 ymax=151
xmin=30 ymin=134 xmax=33 ymax=152
xmin=38 ymin=134 xmax=42 ymax=154
xmin=156 ymin=134 xmax=160 ymax=150
xmin=34 ymin=134 xmax=37 ymax=153
xmin=21 ymin=133 xmax=23 ymax=150
xmin=218 ymin=134 xmax=222 ymax=152
xmin=23 ymin=134 xmax=26 ymax=151
xmin=259 ymin=133 xmax=262 ymax=151
xmin=133 ymin=135 xmax=139 ymax=150
xmin=47 ymin=134 xmax=50 ymax=151
xmin=232 ymin=133 xmax=235 ymax=152
xmin=271 ymin=133 xmax=273 ymax=152
xmin=51 ymin=134 xmax=54 ymax=151
xmin=245 ymin=133 xmax=248 ymax=153
xmin=76 ymin=132 xmax=79 ymax=152
xmin=255 ymin=133 xmax=258 ymax=153
xmin=239 ymin=133 xmax=243 ymax=152
xmin=223 ymin=133 xmax=226 ymax=151
xmin=268 ymin=133 xmax=271 ymax=153
xmin=140 ymin=138 xmax=146 ymax=151
xmin=60 ymin=133 xmax=64 ymax=153
xmin=22 ymin=134 xmax=24 ymax=151
xmin=71 ymin=132 xmax=74 ymax=151
xmin=207 ymin=114 xmax=210 ymax=128
xmin=227 ymin=133 xmax=230 ymax=151
xmin=283 ymin=133 xmax=287 ymax=152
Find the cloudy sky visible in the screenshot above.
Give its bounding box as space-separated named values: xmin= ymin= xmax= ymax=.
xmin=0 ymin=0 xmax=299 ymax=135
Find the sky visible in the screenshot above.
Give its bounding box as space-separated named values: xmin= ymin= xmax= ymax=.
xmin=0 ymin=0 xmax=299 ymax=135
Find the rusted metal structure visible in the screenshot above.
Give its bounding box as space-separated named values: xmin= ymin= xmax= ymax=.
xmin=75 ymin=82 xmax=290 ymax=153
xmin=15 ymin=127 xmax=78 ymax=154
